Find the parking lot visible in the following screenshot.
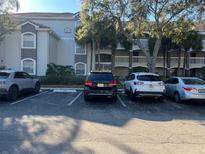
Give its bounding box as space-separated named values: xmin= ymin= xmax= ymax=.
xmin=1 ymin=89 xmax=205 ymax=154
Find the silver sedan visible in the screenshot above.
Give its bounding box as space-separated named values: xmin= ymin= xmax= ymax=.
xmin=165 ymin=77 xmax=205 ymax=103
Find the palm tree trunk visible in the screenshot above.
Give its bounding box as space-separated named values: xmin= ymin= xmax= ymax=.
xmin=111 ymin=48 xmax=116 ymax=73
xmin=129 ymin=50 xmax=133 ymax=74
xmin=177 ymin=47 xmax=182 ymax=76
xmin=183 ymin=51 xmax=187 ymax=76
xmin=96 ymin=41 xmax=100 ymax=70
xmin=163 ymin=48 xmax=166 ymax=76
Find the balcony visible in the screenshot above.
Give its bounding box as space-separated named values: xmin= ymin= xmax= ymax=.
xmin=115 ymin=56 xmax=205 ymax=68
xmin=95 ymin=62 xmax=112 ymax=71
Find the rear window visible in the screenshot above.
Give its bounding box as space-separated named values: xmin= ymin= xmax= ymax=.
xmin=88 ymin=73 xmax=113 ymax=81
xmin=182 ymin=78 xmax=205 ymax=85
xmin=137 ymin=75 xmax=161 ymax=81
xmin=0 ymin=72 xmax=10 ymax=79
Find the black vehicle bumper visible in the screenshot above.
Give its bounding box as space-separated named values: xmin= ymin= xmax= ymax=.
xmin=84 ymin=87 xmax=117 ymax=97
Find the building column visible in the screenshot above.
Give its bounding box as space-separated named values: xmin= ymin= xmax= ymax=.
xmin=186 ymin=52 xmax=190 ymax=76
xmin=91 ymin=47 xmax=96 ymax=71
xmin=129 ymin=50 xmax=133 ymax=74
xmin=167 ymin=51 xmax=171 ymax=76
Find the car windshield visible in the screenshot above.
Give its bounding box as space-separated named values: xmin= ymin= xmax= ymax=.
xmin=88 ymin=73 xmax=113 ymax=81
xmin=0 ymin=72 xmax=10 ymax=79
xmin=182 ymin=78 xmax=205 ymax=85
xmin=137 ymin=75 xmax=161 ymax=81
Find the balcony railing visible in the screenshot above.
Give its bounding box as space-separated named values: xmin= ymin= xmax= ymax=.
xmin=95 ymin=62 xmax=112 ymax=71
xmin=115 ymin=56 xmax=205 ymax=68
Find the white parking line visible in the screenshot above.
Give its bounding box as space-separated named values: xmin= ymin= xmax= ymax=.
xmin=170 ymin=103 xmax=183 ymax=109
xmin=67 ymin=92 xmax=82 ymax=107
xmin=10 ymin=91 xmax=49 ymax=105
xmin=117 ymin=95 xmax=127 ymax=108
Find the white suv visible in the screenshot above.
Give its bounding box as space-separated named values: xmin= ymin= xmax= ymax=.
xmin=124 ymin=72 xmax=165 ymax=100
xmin=0 ymin=70 xmax=40 ymax=100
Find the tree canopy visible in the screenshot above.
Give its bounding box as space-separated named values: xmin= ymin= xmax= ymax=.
xmin=0 ymin=0 xmax=19 ymax=36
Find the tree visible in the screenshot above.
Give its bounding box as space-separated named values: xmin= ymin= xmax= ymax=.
xmin=76 ymin=0 xmax=119 ymax=71
xmin=0 ymin=0 xmax=19 ymax=36
xmin=99 ymin=0 xmax=202 ymax=73
xmin=181 ymin=30 xmax=202 ymax=76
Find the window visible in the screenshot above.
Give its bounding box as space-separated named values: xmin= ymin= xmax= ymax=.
xmin=137 ymin=75 xmax=161 ymax=81
xmin=88 ymin=73 xmax=113 ymax=81
xmin=0 ymin=72 xmax=10 ymax=79
xmin=166 ymin=78 xmax=179 ymax=84
xmin=75 ymin=63 xmax=86 ymax=75
xmin=14 ymin=72 xmax=25 ymax=79
xmin=75 ymin=43 xmax=85 ymax=54
xmin=21 ymin=58 xmax=36 ymax=75
xmin=128 ymin=74 xmax=135 ymax=80
xmin=21 ymin=32 xmax=36 ymax=49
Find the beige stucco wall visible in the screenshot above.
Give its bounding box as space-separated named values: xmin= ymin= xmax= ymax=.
xmin=4 ymin=31 xmax=21 ymax=71
xmin=48 ymin=35 xmax=58 ymax=64
xmin=37 ymin=31 xmax=49 ymax=76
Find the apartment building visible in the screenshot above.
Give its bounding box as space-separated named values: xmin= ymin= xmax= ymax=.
xmin=0 ymin=12 xmax=88 ymax=76
xmin=0 ymin=12 xmax=205 ymax=78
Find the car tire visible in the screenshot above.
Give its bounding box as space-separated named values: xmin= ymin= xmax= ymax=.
xmin=174 ymin=92 xmax=181 ymax=103
xmin=156 ymin=96 xmax=164 ymax=102
xmin=130 ymin=89 xmax=135 ymax=101
xmin=84 ymin=95 xmax=89 ymax=101
xmin=34 ymin=82 xmax=41 ymax=93
xmin=124 ymin=85 xmax=129 ymax=95
xmin=112 ymin=95 xmax=117 ymax=102
xmin=8 ymin=85 xmax=19 ymax=100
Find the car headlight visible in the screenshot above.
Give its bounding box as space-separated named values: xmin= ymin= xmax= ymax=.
xmin=0 ymin=81 xmax=6 ymax=85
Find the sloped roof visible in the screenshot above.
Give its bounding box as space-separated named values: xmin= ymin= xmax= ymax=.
xmin=13 ymin=12 xmax=75 ymax=18
xmin=17 ymin=20 xmax=50 ymax=29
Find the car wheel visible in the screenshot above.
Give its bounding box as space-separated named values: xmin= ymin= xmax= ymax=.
xmin=8 ymin=86 xmax=19 ymax=100
xmin=112 ymin=95 xmax=117 ymax=102
xmin=156 ymin=96 xmax=164 ymax=102
xmin=130 ymin=89 xmax=135 ymax=101
xmin=124 ymin=85 xmax=129 ymax=95
xmin=34 ymin=82 xmax=41 ymax=93
xmin=174 ymin=92 xmax=181 ymax=103
xmin=84 ymin=95 xmax=89 ymax=101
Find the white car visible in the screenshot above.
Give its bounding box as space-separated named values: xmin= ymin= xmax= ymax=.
xmin=124 ymin=72 xmax=165 ymax=100
xmin=0 ymin=70 xmax=40 ymax=100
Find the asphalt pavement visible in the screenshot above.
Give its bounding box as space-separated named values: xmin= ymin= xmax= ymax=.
xmin=0 ymin=90 xmax=205 ymax=154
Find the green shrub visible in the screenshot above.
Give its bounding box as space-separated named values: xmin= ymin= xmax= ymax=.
xmin=132 ymin=66 xmax=148 ymax=73
xmin=46 ymin=63 xmax=75 ymax=77
xmin=41 ymin=63 xmax=86 ymax=85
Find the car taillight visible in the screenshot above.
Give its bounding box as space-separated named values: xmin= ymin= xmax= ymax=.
xmin=183 ymin=87 xmax=193 ymax=91
xmin=109 ymin=80 xmax=117 ymax=87
xmin=158 ymin=82 xmax=164 ymax=86
xmin=84 ymin=80 xmax=93 ymax=86
xmin=134 ymin=82 xmax=144 ymax=85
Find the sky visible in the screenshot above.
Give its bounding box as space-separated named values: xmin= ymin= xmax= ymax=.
xmin=17 ymin=0 xmax=81 ymax=13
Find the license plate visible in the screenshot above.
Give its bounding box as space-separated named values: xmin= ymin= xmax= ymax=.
xmin=97 ymin=83 xmax=104 ymax=87
xmin=149 ymin=84 xmax=153 ymax=88
xmin=198 ymin=89 xmax=205 ymax=93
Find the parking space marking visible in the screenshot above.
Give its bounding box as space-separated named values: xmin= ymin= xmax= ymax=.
xmin=170 ymin=103 xmax=183 ymax=109
xmin=67 ymin=92 xmax=82 ymax=107
xmin=10 ymin=91 xmax=49 ymax=105
xmin=117 ymin=95 xmax=127 ymax=107
xmin=53 ymin=89 xmax=77 ymax=93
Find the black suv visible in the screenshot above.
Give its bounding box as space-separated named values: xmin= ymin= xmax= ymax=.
xmin=84 ymin=72 xmax=117 ymax=101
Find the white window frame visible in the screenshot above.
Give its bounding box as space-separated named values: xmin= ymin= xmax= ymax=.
xmin=21 ymin=32 xmax=36 ymax=49
xmin=75 ymin=62 xmax=86 ymax=76
xmin=21 ymin=58 xmax=36 ymax=75
xmin=75 ymin=43 xmax=86 ymax=55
